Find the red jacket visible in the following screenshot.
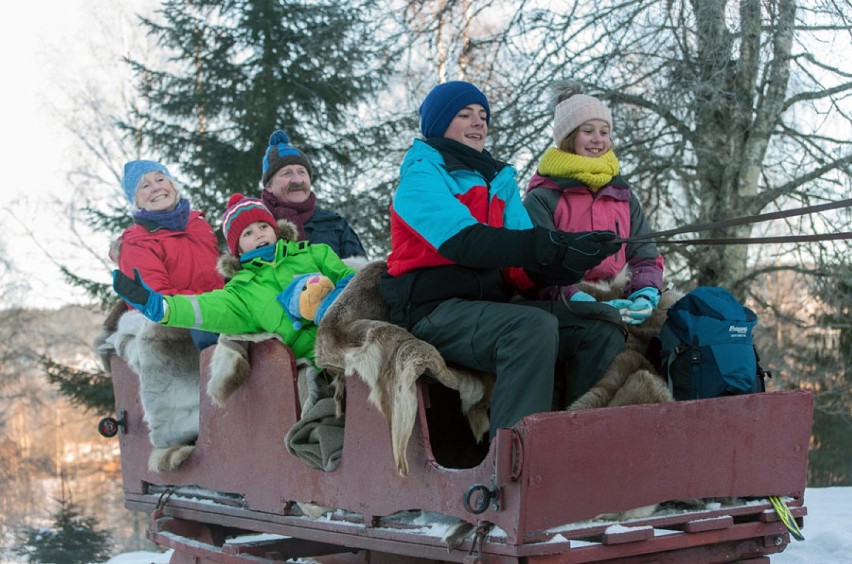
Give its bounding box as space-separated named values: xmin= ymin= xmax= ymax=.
xmin=117 ymin=211 xmax=224 ymax=297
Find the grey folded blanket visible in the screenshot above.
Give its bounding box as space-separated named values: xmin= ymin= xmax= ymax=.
xmin=284 ymin=397 xmax=344 ymax=472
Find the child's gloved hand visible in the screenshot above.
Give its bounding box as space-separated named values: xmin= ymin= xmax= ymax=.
xmin=112 ymin=268 xmax=166 ymax=322
xmin=569 ymin=291 xmax=597 ymax=302
xmin=622 ymin=287 xmax=661 ymax=325
xmin=628 ymin=286 xmax=661 ymax=307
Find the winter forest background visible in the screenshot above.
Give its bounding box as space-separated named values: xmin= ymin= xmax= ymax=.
xmin=1 ymin=0 xmax=850 ymax=561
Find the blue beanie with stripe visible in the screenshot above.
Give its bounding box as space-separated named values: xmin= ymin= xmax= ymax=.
xmin=262 ymin=130 xmax=313 ymax=185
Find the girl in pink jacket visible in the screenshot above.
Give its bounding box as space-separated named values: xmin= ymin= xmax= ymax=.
xmin=523 ymin=83 xmax=664 ymax=325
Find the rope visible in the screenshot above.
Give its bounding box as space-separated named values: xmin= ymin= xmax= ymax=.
xmin=655 ymin=231 xmax=852 ymax=246
xmin=613 ymin=198 xmax=852 ymax=246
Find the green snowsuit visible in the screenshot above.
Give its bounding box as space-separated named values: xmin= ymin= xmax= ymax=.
xmin=162 ymin=239 xmax=356 ymax=364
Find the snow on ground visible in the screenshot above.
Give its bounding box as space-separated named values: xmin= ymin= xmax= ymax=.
xmin=772 ymin=487 xmax=852 ymax=563
xmin=105 ymin=487 xmax=852 ymax=563
xmin=104 ymin=551 xmax=172 ymax=564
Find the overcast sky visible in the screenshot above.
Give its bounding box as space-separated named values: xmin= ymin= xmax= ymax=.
xmin=0 ymin=1 xmax=155 ymax=309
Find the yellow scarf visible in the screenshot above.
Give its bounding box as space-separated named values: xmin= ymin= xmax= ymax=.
xmin=538 ymin=148 xmax=620 ymax=191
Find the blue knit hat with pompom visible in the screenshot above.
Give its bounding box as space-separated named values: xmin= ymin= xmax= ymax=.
xmin=418 ymin=81 xmax=490 ymax=138
xmin=262 ymin=130 xmax=313 ymax=185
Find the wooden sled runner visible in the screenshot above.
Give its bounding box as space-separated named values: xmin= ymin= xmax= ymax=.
xmin=103 ymin=338 xmax=812 ymax=563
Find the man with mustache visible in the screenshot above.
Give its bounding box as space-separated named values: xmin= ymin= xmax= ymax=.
xmin=260 ymin=129 xmax=366 ymax=259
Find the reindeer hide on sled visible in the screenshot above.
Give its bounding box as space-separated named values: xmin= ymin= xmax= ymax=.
xmin=314 ymin=261 xmax=495 ymax=477
xmin=567 ymin=272 xmax=683 ymax=412
xmin=95 ymin=305 xmax=199 ymax=472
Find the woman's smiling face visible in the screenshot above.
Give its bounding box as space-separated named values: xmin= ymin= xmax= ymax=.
xmin=135 ymin=172 xmax=178 ymax=211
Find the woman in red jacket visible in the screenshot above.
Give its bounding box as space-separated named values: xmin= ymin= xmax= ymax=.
xmin=116 ymin=159 xmax=224 ymax=349
xmin=106 ymin=159 xmax=227 ymax=472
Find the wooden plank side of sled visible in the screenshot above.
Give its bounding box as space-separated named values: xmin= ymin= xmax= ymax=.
xmin=511 ymin=390 xmax=812 ymax=535
xmin=111 ymin=339 xmax=495 ymax=523
xmin=110 ymin=338 xmax=813 ymax=548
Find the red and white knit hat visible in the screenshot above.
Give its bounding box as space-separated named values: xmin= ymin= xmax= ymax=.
xmin=221 ymin=193 xmax=278 ymax=256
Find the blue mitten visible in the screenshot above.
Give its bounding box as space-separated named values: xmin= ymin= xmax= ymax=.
xmin=112 ymin=268 xmax=166 ymax=322
xmin=602 ymin=298 xmax=633 ymax=310
xmin=628 ymin=287 xmax=661 ymax=307
xmin=623 ymin=287 xmax=661 ymax=325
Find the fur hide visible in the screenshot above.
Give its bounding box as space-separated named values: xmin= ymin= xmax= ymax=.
xmin=207 ymin=335 xmax=253 ymax=406
xmin=101 ymin=310 xmax=200 ymax=472
xmin=96 ymin=297 xmax=248 ymax=470
xmin=567 ymin=272 xmax=682 ymax=411
xmin=314 ymin=261 xmax=494 ymax=477
xmin=206 ymin=333 xmax=329 ymax=414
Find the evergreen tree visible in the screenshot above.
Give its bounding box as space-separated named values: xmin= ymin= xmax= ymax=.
xmin=112 ymin=0 xmax=393 ymax=252
xmin=41 ymin=355 xmax=116 ymax=414
xmin=15 ymin=487 xmax=113 ymax=564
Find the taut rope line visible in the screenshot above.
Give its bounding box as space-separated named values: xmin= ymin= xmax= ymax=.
xmin=613 ymin=198 xmax=852 ymax=246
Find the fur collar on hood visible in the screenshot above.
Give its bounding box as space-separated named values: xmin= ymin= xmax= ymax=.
xmin=217 ymin=218 xmax=299 ymax=279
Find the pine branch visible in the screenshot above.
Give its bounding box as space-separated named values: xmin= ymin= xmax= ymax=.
xmin=40 ymin=355 xmax=115 ymax=414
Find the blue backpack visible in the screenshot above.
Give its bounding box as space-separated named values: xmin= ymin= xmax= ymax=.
xmin=653 ymin=286 xmax=768 ymax=400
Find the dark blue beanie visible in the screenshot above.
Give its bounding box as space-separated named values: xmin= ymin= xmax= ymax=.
xmin=418 ymin=81 xmax=491 ymax=138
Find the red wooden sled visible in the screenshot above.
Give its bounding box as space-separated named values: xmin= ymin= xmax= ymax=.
xmin=104 ymin=338 xmax=812 ymax=563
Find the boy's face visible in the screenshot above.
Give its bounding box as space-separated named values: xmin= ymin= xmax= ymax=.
xmin=443 ymin=104 xmax=488 ymax=152
xmin=238 ymin=221 xmax=277 ymax=254
xmin=265 ymin=164 xmax=312 ymax=204
xmin=572 ymin=119 xmax=612 ymax=157
xmin=135 ymin=172 xmax=178 ymax=211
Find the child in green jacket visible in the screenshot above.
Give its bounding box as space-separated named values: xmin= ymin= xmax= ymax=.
xmin=113 ymin=193 xmax=356 ymax=366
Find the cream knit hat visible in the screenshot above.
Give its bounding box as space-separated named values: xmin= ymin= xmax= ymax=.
xmin=552 ymin=94 xmax=612 ymax=148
